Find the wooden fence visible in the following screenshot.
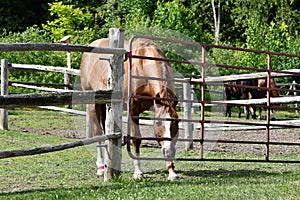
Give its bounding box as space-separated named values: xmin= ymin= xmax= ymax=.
xmin=0 ymin=28 xmax=125 ymax=181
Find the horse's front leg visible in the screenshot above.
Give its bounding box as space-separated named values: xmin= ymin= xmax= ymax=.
xmin=250 ymin=106 xmax=256 ymax=119
xmin=165 ymin=140 xmax=179 ymax=181
xmin=166 ymin=161 xmax=179 ymax=181
xmin=271 ymin=109 xmax=276 ymax=120
xmin=244 ymin=106 xmax=250 ymax=119
xmin=258 ymin=107 xmax=264 ymax=120
xmin=131 ymin=116 xmax=144 ymax=179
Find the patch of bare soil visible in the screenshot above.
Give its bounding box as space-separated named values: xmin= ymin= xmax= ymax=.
xmin=19 ymin=127 xmax=81 ymax=139
xmin=136 ymin=125 xmax=300 ymax=156
xmin=16 ymin=116 xmax=300 ymax=156
xmin=203 ymin=128 xmax=300 ymax=156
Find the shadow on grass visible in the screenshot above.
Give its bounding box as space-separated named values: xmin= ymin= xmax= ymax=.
xmin=0 ymin=168 xmax=295 ymax=197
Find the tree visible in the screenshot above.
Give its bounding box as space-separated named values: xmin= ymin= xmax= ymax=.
xmin=211 ymin=0 xmax=221 ymax=44
xmin=42 ymin=2 xmax=101 ymax=42
xmin=0 ymin=0 xmax=52 ymax=33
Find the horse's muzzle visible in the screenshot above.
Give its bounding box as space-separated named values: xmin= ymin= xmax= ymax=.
xmin=162 ymin=143 xmax=176 ymax=158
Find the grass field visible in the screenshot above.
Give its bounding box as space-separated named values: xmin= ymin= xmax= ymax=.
xmin=0 ymin=108 xmax=299 ymax=200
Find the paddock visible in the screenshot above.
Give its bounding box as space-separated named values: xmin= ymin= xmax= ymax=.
xmin=0 ymin=29 xmax=299 ymax=183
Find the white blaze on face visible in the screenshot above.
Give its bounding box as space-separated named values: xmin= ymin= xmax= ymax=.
xmin=160 ymin=113 xmax=174 ymax=158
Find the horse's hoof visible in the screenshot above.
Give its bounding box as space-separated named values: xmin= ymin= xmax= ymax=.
xmin=96 ymin=165 xmax=105 ymax=176
xmin=168 ymin=174 xmax=179 ymax=181
xmin=134 ymin=172 xmax=144 ymax=179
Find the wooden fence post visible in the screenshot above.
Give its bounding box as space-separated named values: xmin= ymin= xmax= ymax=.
xmin=0 ymin=59 xmax=8 ymax=130
xmin=85 ymin=106 xmax=93 ymax=138
xmin=191 ymin=84 xmax=196 ymax=114
xmin=183 ymin=79 xmax=193 ymax=150
xmin=61 ymin=35 xmax=72 ymax=109
xmin=292 ymin=80 xmax=299 ymax=115
xmin=104 ymin=28 xmax=124 ymax=181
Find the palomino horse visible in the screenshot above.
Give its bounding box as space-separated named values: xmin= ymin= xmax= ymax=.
xmin=80 ymin=38 xmax=179 ymax=180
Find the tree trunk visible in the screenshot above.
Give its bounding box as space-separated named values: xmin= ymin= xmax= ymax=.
xmin=212 ymin=0 xmax=221 ymax=44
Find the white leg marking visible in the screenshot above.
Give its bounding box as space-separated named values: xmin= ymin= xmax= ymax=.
xmin=168 ymin=171 xmax=179 ymax=181
xmin=133 ymin=158 xmax=144 ymax=179
xmin=96 ymin=145 xmax=105 ymax=176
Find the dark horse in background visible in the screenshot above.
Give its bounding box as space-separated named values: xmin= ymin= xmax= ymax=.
xmin=224 ymin=77 xmax=279 ymax=119
xmin=224 ymin=79 xmax=258 ymax=119
xmin=224 ymin=80 xmax=243 ymax=118
xmin=257 ymin=78 xmax=280 ymax=119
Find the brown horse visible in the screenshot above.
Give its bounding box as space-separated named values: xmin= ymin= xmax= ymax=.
xmin=257 ymin=78 xmax=279 ymax=119
xmin=224 ymin=80 xmax=243 ymax=118
xmin=224 ymin=77 xmax=279 ymax=119
xmin=80 ymin=38 xmax=179 ymax=180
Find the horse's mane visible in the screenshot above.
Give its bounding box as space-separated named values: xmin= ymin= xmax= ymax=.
xmin=156 ymin=86 xmax=178 ymax=108
xmin=131 ymin=38 xmax=175 ymax=91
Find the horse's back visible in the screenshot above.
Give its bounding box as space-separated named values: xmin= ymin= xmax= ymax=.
xmin=258 ymin=78 xmax=279 ymax=97
xmin=80 ymin=38 xmax=110 ymax=91
xmin=80 ymin=37 xmax=175 ymax=99
xmin=127 ymin=38 xmax=175 ymax=97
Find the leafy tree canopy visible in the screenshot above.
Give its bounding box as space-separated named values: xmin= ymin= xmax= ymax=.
xmin=0 ymin=0 xmax=299 ymax=86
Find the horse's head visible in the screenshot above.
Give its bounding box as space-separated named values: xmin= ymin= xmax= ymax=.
xmin=153 ymin=87 xmax=179 ymax=158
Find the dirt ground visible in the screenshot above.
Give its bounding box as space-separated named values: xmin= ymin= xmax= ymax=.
xmin=17 ymin=119 xmax=300 ymax=157
xmin=137 ymin=125 xmax=300 ymax=156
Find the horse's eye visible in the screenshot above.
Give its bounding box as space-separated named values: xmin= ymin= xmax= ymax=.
xmin=155 ymin=103 xmax=162 ymax=108
xmin=156 ymin=121 xmax=162 ymax=126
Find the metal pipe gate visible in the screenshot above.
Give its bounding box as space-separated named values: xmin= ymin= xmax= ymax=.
xmin=124 ymin=35 xmax=300 ymax=164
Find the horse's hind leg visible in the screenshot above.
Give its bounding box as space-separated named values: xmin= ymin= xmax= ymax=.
xmin=271 ymin=109 xmax=276 ymax=120
xmin=244 ymin=106 xmax=250 ymax=119
xmin=258 ymin=107 xmax=265 ymax=120
xmin=88 ymin=104 xmax=106 ymax=175
xmin=226 ymin=105 xmax=232 ymax=117
xmin=237 ymin=106 xmax=241 ymax=118
xmin=250 ymin=106 xmax=256 ymax=119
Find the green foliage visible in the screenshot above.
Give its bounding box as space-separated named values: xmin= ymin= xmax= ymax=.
xmin=152 ymin=0 xmax=212 ymax=43
xmin=1 ymin=0 xmax=299 ymax=88
xmin=0 ymin=26 xmax=68 ymax=93
xmin=42 ymin=2 xmax=101 ymax=43
xmin=209 ymin=0 xmax=300 ymax=76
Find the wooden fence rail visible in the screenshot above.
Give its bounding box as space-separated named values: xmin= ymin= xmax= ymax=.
xmin=0 ymin=133 xmax=121 ymax=159
xmin=0 ymin=90 xmax=120 ymax=108
xmin=0 ymin=42 xmax=126 ymax=55
xmin=9 ymin=63 xmax=80 ymax=75
xmin=192 ymin=69 xmax=300 ymax=83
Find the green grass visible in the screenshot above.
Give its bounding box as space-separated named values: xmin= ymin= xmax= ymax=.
xmin=8 ymin=108 xmax=77 ymax=133
xmin=0 ymin=108 xmax=299 ymax=200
